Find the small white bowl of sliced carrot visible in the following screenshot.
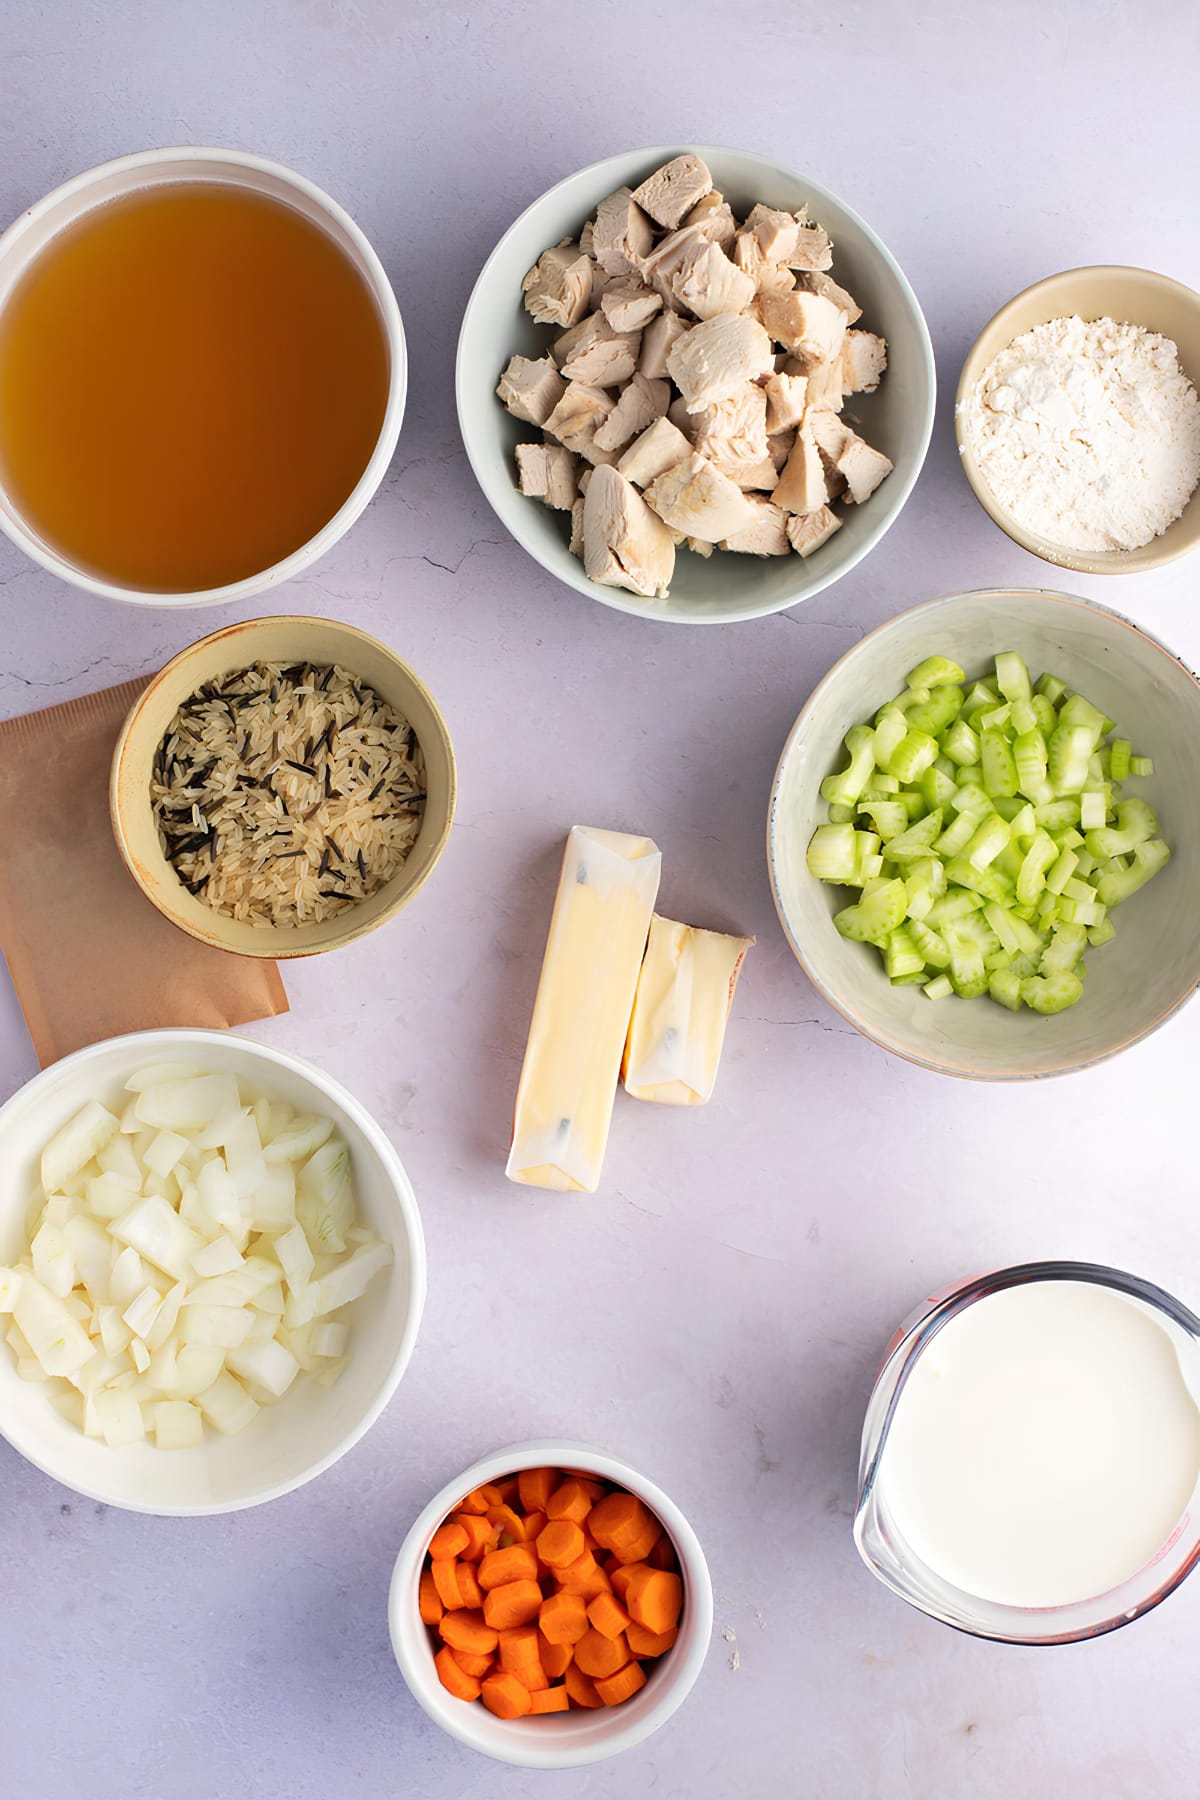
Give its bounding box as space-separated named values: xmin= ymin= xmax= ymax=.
xmin=388 ymin=1440 xmax=713 ymax=1768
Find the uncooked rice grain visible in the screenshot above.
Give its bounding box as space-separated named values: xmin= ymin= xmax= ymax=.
xmin=151 ymin=661 xmax=426 ymax=927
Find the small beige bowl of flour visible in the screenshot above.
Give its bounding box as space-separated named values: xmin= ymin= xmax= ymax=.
xmin=956 ymin=266 xmax=1200 ymax=574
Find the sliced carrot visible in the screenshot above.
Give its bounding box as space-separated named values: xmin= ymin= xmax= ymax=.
xmin=518 ymin=1466 xmax=557 ymax=1513
xmin=435 ymin=1645 xmax=481 ymax=1702
xmin=626 ymin=1620 xmax=677 ymax=1657
xmin=430 ymin=1559 xmax=465 ymax=1611
xmin=450 ymin=1647 xmax=494 ymax=1679
xmin=486 ymin=1502 xmax=526 ymax=1545
xmin=536 ymin=1519 xmax=585 ymax=1569
xmin=479 ymin=1543 xmax=539 ymax=1591
xmin=563 ymin=1661 xmax=603 ymax=1709
xmin=573 ymin=1626 xmax=630 ymax=1680
xmin=530 ymin=1684 xmax=570 ymax=1714
xmin=521 ymin=1511 xmax=546 ymax=1545
xmin=454 ymin=1513 xmax=500 ymax=1560
xmin=545 ymin=1478 xmax=593 ymax=1525
xmin=610 ymin=1560 xmax=649 ymax=1602
xmin=556 ymin=1549 xmax=612 ymax=1600
xmin=457 ymin=1488 xmax=491 ymax=1515
xmin=482 ymin=1578 xmax=543 ymax=1631
xmin=539 ymin=1590 xmax=589 ymax=1646
xmin=595 ymin=1661 xmax=647 ymax=1707
xmin=624 ymin=1568 xmax=682 ymax=1635
xmin=648 ymin=1535 xmax=678 ymax=1571
xmin=496 ymin=1476 xmax=521 ymax=1503
xmin=429 ymin=1521 xmax=470 ymax=1561
xmin=481 ymin=1671 xmax=532 ymax=1720
xmin=587 ymin=1591 xmax=632 ymax=1639
xmin=479 ymin=1482 xmax=506 ymax=1507
xmin=498 ymin=1625 xmax=549 ymax=1691
xmin=588 ymin=1491 xmax=660 ymax=1563
xmin=438 ymin=1608 xmax=499 ymax=1657
xmin=419 ymin=1566 xmax=444 ymax=1626
xmin=455 ymin=1563 xmax=484 ymax=1610
xmin=539 ymin=1635 xmax=574 ymax=1679
xmin=561 ymin=1473 xmax=608 ymax=1502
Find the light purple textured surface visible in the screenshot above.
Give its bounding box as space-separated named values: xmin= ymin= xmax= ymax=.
xmin=1 ymin=4 xmax=1197 ymax=1796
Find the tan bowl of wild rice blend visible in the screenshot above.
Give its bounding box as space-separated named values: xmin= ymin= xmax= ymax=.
xmin=110 ymin=617 xmax=456 ymax=957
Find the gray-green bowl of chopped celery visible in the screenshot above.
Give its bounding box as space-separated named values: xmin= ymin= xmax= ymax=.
xmin=768 ymin=587 xmax=1199 ymax=1080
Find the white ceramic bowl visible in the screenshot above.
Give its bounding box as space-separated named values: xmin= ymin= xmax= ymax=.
xmin=0 ymin=1029 xmax=425 ymax=1512
xmin=457 ymin=145 xmax=935 ymax=624
xmin=0 ymin=148 xmax=406 ymax=607
xmin=389 ymin=1440 xmax=713 ymax=1768
xmin=768 ymin=588 xmax=1200 ymax=1080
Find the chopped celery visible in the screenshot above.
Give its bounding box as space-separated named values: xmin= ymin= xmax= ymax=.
xmin=857 ymin=801 xmax=908 ymax=842
xmin=920 ymin=765 xmax=960 ymax=810
xmin=980 ymin=729 xmax=1018 ymax=798
xmin=923 ymin=975 xmax=954 ymax=1000
xmin=1013 ymin=729 xmax=1049 ymax=801
xmin=907 ymin=655 xmax=964 ymax=688
xmin=1108 ymin=738 xmax=1131 ymax=781
xmin=1034 ymin=671 xmax=1067 ymax=704
xmin=961 ymin=679 xmax=1000 ymax=717
xmin=926 ymin=890 xmax=984 ymax=926
xmin=806 ymin=824 xmax=860 ymax=882
xmin=873 ymin=708 xmax=909 ymax=770
xmin=1035 ymin=799 xmax=1081 ymax=831
xmin=903 ymin=685 xmax=964 ymax=738
xmin=1087 ymin=915 xmax=1117 ymax=947
xmin=827 ymin=803 xmax=855 ymax=824
xmin=946 ymin=930 xmax=988 ymax=998
xmin=994 ymin=652 xmax=1032 ymax=703
xmin=1079 ymin=790 xmax=1107 ymax=831
xmin=1045 ymin=848 xmax=1079 ymax=895
xmin=834 ymin=878 xmax=907 ymax=944
xmin=1048 ymin=723 xmax=1096 ymax=795
xmin=1021 ymin=971 xmax=1083 ymax=1014
xmin=1085 ymin=797 xmax=1157 ymax=859
xmin=884 ymin=928 xmax=925 ymax=981
xmin=950 ymin=782 xmax=993 ymax=817
xmin=943 ymin=858 xmax=1013 ymax=904
xmin=861 ymin=773 xmax=901 ymax=798
xmin=910 ymin=919 xmax=950 ymax=968
xmin=964 ymin=814 xmax=1012 ymax=871
xmin=978 ymin=703 xmax=1012 ymax=732
xmin=821 ymin=725 xmax=877 ymax=807
xmin=943 ymin=719 xmax=981 ymax=767
xmin=988 ymin=967 xmax=1023 ymax=1011
xmin=1030 ymin=693 xmax=1058 ymax=738
xmin=1096 ymin=839 xmax=1170 ymax=907
xmin=1130 ymin=754 xmax=1154 ymax=777
xmin=1058 ymin=691 xmax=1109 ymax=740
xmin=1009 ymin=697 xmax=1038 ymax=736
xmin=934 ymin=812 xmax=978 ymax=858
xmin=888 ymin=728 xmax=940 ymax=784
xmin=883 ymin=811 xmax=944 ymax=860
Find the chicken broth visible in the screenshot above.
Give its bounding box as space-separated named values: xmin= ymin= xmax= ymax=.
xmin=0 ymin=182 xmax=389 ymax=592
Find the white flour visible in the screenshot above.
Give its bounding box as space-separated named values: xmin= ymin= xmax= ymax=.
xmin=965 ymin=314 xmax=1200 ymax=552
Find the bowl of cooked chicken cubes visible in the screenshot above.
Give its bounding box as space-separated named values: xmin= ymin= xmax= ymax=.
xmin=458 ymin=147 xmax=935 ymax=624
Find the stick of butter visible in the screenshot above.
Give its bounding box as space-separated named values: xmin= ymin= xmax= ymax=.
xmin=622 ymin=915 xmax=753 ymax=1106
xmin=507 ymin=826 xmax=662 ymax=1192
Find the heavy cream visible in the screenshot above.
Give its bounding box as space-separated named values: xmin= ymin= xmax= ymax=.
xmin=877 ymin=1279 xmax=1200 ymax=1610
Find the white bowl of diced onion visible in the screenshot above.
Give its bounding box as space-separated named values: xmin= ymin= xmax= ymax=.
xmin=0 ymin=1029 xmax=425 ymax=1513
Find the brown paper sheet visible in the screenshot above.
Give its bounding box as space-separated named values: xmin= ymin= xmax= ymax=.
xmin=0 ymin=677 xmax=288 ymax=1066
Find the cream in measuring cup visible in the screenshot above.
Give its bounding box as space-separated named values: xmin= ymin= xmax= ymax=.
xmin=855 ymin=1265 xmax=1200 ymax=1640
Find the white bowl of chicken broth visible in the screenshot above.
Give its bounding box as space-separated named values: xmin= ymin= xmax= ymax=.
xmin=0 ymin=1029 xmax=425 ymax=1514
xmin=457 ymin=145 xmax=934 ymax=623
xmin=0 ymin=148 xmax=405 ymax=606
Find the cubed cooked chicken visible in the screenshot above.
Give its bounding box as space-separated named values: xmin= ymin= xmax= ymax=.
xmin=592 ymin=373 xmax=671 ymax=454
xmin=497 ymin=354 xmax=567 ymax=428
xmin=762 ymin=370 xmax=808 ymax=434
xmin=543 ymin=383 xmax=618 ymax=465
xmin=756 ymin=290 xmax=848 ymax=364
xmin=631 ymin=153 xmax=714 ymax=230
xmin=787 ymin=505 xmax=843 ymax=556
xmin=840 ymin=330 xmax=888 ymax=394
xmin=643 ymin=452 xmax=758 ymax=542
xmin=720 ymin=494 xmax=790 ymax=555
xmin=667 ymin=314 xmax=775 ymax=412
xmin=592 ymin=187 xmax=655 ymax=276
xmin=499 ymin=159 xmax=891 ymax=600
xmin=639 ymin=311 xmax=692 ymax=379
xmin=515 ymin=442 xmax=580 ymax=511
xmin=600 ymin=275 xmax=663 ymax=333
xmin=521 ymin=242 xmax=593 ymax=328
xmin=583 ymin=465 xmax=676 ymax=598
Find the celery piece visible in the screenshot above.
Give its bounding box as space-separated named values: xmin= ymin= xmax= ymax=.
xmin=834 ymin=878 xmax=907 ymax=944
xmin=1058 ymin=898 xmax=1105 ymax=927
xmin=923 ymin=975 xmax=954 ymax=1000
xmin=806 ymin=823 xmax=861 ymax=882
xmin=981 ymin=728 xmax=1018 ymax=798
xmin=956 ymin=763 xmax=983 ymax=787
xmin=1010 ymin=697 xmax=1038 ymax=737
xmin=1087 ymin=915 xmax=1117 ymax=947
xmin=1058 ymin=691 xmax=1109 ymax=740
xmin=1021 ymin=971 xmax=1083 ymax=1014
xmin=994 ymin=651 xmax=1032 ymax=703
xmin=1062 ymin=876 xmax=1094 ymax=903
xmin=934 ymin=813 xmax=978 ymax=858
xmin=1013 ymin=729 xmax=1049 ymax=801
xmin=920 ymin=765 xmax=960 ymax=811
xmin=907 ymin=655 xmax=964 ymax=688
xmin=1072 ymin=846 xmax=1098 ymax=878
xmin=1008 ymin=802 xmax=1037 ymax=842
xmin=910 ymin=919 xmax=951 ymax=968
xmin=1079 ymin=790 xmax=1108 ymax=831
xmin=926 ymin=890 xmax=984 ymax=926
xmin=1034 ymin=671 xmax=1068 ymax=705
xmin=1130 ymin=754 xmax=1154 ymax=777
xmin=1108 ymin=737 xmax=1131 ymax=781
xmin=988 ymin=967 xmax=1024 ymax=1011
xmin=1035 ymin=799 xmax=1081 ymax=831
xmin=857 ymin=800 xmax=908 ymax=842
xmin=946 ymin=931 xmax=988 ymax=998
xmin=883 ymin=811 xmax=943 ymax=861
xmin=943 ymin=857 xmax=1013 ymax=904
xmin=821 ymin=725 xmax=877 ymax=807
xmin=1036 ymin=890 xmax=1060 ymax=924
xmin=873 ymin=708 xmax=909 ymax=771
xmin=1048 ymin=723 xmax=1096 ymax=795
xmin=984 ymin=902 xmax=1020 ymax=956
xmin=827 ymin=804 xmax=855 ymax=824
xmin=961 ymin=679 xmax=1000 ymax=718
xmin=1050 ymin=826 xmax=1084 ymax=851
xmin=849 ymin=830 xmax=882 ymax=888
xmin=978 ymin=703 xmax=1012 ymax=732
xmin=1045 ymin=848 xmax=1079 ymax=895
xmin=1096 ymin=838 xmax=1170 ymax=907
xmin=1040 ymin=922 xmax=1088 ymax=974
xmin=1031 ymin=693 xmax=1058 ymax=738
xmin=984 ymin=946 xmax=1010 ymax=974
xmin=903 ymin=685 xmax=964 ymax=738
xmin=943 ymin=719 xmax=981 ymax=767
xmin=1085 ymin=797 xmax=1158 ymax=859
xmin=889 ymin=728 xmax=940 ymax=784
xmin=953 ymin=910 xmax=1002 ymax=957
xmin=964 ymin=814 xmax=1012 ymax=871
xmin=884 ymin=928 xmax=925 ymax=981
xmin=994 ymin=841 xmax=1026 ymax=885
xmin=892 ymin=972 xmax=930 ymax=986
xmin=950 ymin=782 xmax=994 ymax=818
xmin=861 ymin=855 xmax=885 ymax=881
xmin=898 ymin=791 xmax=929 ymax=820
xmin=861 ymin=773 xmax=901 ymax=798
xmin=992 ymin=795 xmax=1024 ymax=823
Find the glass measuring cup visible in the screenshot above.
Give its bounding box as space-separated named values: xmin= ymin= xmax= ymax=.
xmin=854 ymin=1261 xmax=1200 ymax=1644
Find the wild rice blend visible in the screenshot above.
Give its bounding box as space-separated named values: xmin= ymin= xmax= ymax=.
xmin=151 ymin=661 xmax=426 ymax=927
